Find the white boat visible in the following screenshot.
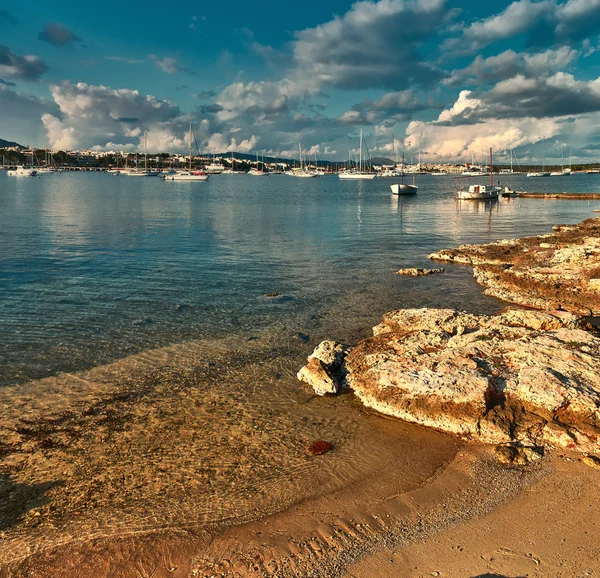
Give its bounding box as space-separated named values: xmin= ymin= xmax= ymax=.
xmin=455 ymin=184 xmax=499 ymax=200
xmin=338 ymin=129 xmax=375 ymax=180
xmin=7 ymin=166 xmax=37 ymax=176
xmin=455 ymin=148 xmax=500 ymax=200
xmin=339 ymin=172 xmax=376 ymax=180
xmin=432 ymin=172 xmax=448 ymax=176
xmin=164 ymin=124 xmax=209 ymax=182
xmin=249 ymin=151 xmax=268 ymax=175
xmin=528 ymin=137 xmax=551 ymax=177
xmin=391 ymin=153 xmax=418 ymax=194
xmin=290 ymin=144 xmax=317 ymax=177
xmin=164 ymin=171 xmax=208 ymax=182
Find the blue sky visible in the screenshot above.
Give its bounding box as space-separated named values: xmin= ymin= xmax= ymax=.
xmin=2 ymin=0 xmax=600 ymax=163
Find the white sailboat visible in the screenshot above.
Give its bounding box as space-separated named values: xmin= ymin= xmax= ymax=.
xmin=164 ymin=124 xmax=209 ymax=181
xmin=127 ymin=133 xmax=152 ymax=176
xmin=527 ymin=137 xmax=551 ymax=177
xmin=338 ymin=129 xmax=376 ymax=180
xmin=390 ymin=153 xmax=417 ymax=195
xmin=291 ymin=144 xmax=316 ymax=177
xmin=455 ymin=148 xmax=500 ymax=200
xmin=249 ymin=151 xmax=268 ymax=176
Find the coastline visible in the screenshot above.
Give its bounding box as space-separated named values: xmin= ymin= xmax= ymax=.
xmin=1 ymin=216 xmax=600 ymax=576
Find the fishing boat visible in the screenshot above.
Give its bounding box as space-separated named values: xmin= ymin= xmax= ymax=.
xmin=455 ymin=148 xmax=500 ymax=200
xmin=338 ymin=129 xmax=376 ymax=180
xmin=164 ymin=124 xmax=209 ymax=181
xmin=390 ymin=153 xmax=418 ymax=195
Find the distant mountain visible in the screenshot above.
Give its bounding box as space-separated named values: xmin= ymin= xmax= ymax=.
xmin=0 ymin=137 xmax=24 ymax=149
xmin=370 ymin=157 xmax=394 ymax=165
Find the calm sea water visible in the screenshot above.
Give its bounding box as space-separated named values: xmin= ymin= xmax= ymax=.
xmin=1 ymin=171 xmax=599 ymax=385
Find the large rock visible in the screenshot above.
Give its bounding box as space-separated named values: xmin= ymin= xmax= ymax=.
xmin=429 ymin=217 xmax=600 ymax=315
xmin=299 ymin=308 xmax=600 ymax=453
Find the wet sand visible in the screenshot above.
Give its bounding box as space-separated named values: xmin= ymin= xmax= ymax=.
xmin=0 ymin=328 xmax=461 ymax=576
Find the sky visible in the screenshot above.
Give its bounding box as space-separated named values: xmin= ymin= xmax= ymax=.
xmin=2 ymin=0 xmax=600 ymax=164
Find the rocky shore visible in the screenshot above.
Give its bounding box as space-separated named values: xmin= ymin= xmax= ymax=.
xmin=299 ymin=217 xmax=600 ymax=463
xmin=429 ymin=217 xmax=600 ymax=316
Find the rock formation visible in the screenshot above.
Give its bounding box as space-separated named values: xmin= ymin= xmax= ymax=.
xmin=396 ymin=268 xmax=445 ymax=276
xmin=298 ymin=308 xmax=600 ymax=454
xmin=428 ymin=217 xmax=600 ymax=316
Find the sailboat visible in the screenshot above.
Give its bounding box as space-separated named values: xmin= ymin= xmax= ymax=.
xmin=455 ymin=148 xmax=500 ymax=200
xmin=550 ymin=143 xmax=569 ymax=176
xmin=127 ymin=132 xmax=152 ymax=176
xmin=291 ymin=144 xmax=316 ymax=177
xmin=221 ymin=152 xmax=246 ymax=174
xmin=249 ymin=151 xmax=268 ymax=176
xmin=338 ymin=129 xmax=376 ymax=180
xmin=390 ymin=153 xmax=417 ymax=195
xmin=527 ymin=137 xmax=551 ymax=177
xmin=164 ymin=124 xmax=209 ymax=181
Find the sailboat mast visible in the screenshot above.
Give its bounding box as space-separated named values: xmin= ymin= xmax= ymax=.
xmin=189 ymin=123 xmax=192 ymax=171
xmin=144 ymin=131 xmax=148 ymax=172
xmin=359 ymin=129 xmax=363 ymax=173
xmin=489 ymin=147 xmax=493 ymax=187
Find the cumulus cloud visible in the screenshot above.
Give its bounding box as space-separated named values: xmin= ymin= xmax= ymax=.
xmin=0 ymin=84 xmax=58 ymax=145
xmin=292 ymin=0 xmax=450 ymax=90
xmin=206 ymin=133 xmax=257 ymax=153
xmin=38 ymin=22 xmax=83 ymax=47
xmin=448 ymin=0 xmax=600 ymax=53
xmin=42 ymin=82 xmax=187 ymax=150
xmin=446 ymin=46 xmax=580 ymax=85
xmin=216 ymin=79 xmax=311 ymax=121
xmin=438 ymin=73 xmax=600 ymax=124
xmin=0 ymin=46 xmax=48 ymax=80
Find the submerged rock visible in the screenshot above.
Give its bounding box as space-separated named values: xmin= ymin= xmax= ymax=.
xmin=307 ymin=440 xmax=333 ymax=456
xmin=299 ymin=308 xmax=600 ymax=453
xmin=396 ymin=267 xmax=445 ymax=276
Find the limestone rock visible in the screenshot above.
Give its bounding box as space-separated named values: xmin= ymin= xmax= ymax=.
xmin=319 ymin=307 xmax=600 ymax=453
xmin=429 ymin=217 xmax=600 ymax=315
xmin=308 ymin=340 xmax=348 ymax=372
xmin=495 ymin=445 xmax=544 ymax=466
xmin=396 ymin=267 xmax=445 ymax=276
xmin=297 ymin=358 xmax=339 ymax=396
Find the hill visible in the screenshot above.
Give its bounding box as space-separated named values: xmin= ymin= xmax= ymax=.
xmin=0 ymin=137 xmax=24 ymax=149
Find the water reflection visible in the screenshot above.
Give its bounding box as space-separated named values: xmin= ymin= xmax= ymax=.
xmin=0 ymin=171 xmax=598 ymax=384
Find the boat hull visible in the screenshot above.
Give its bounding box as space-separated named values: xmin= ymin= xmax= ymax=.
xmin=164 ymin=174 xmax=209 ymax=181
xmin=390 ymin=183 xmax=418 ymax=195
xmin=338 ymin=173 xmax=376 ymax=180
xmin=455 ymin=191 xmax=498 ymax=200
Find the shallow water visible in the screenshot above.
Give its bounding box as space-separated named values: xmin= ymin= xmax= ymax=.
xmin=1 ymin=171 xmax=599 ymax=385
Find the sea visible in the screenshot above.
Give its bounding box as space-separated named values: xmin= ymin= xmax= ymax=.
xmin=1 ymin=170 xmax=599 ymax=386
